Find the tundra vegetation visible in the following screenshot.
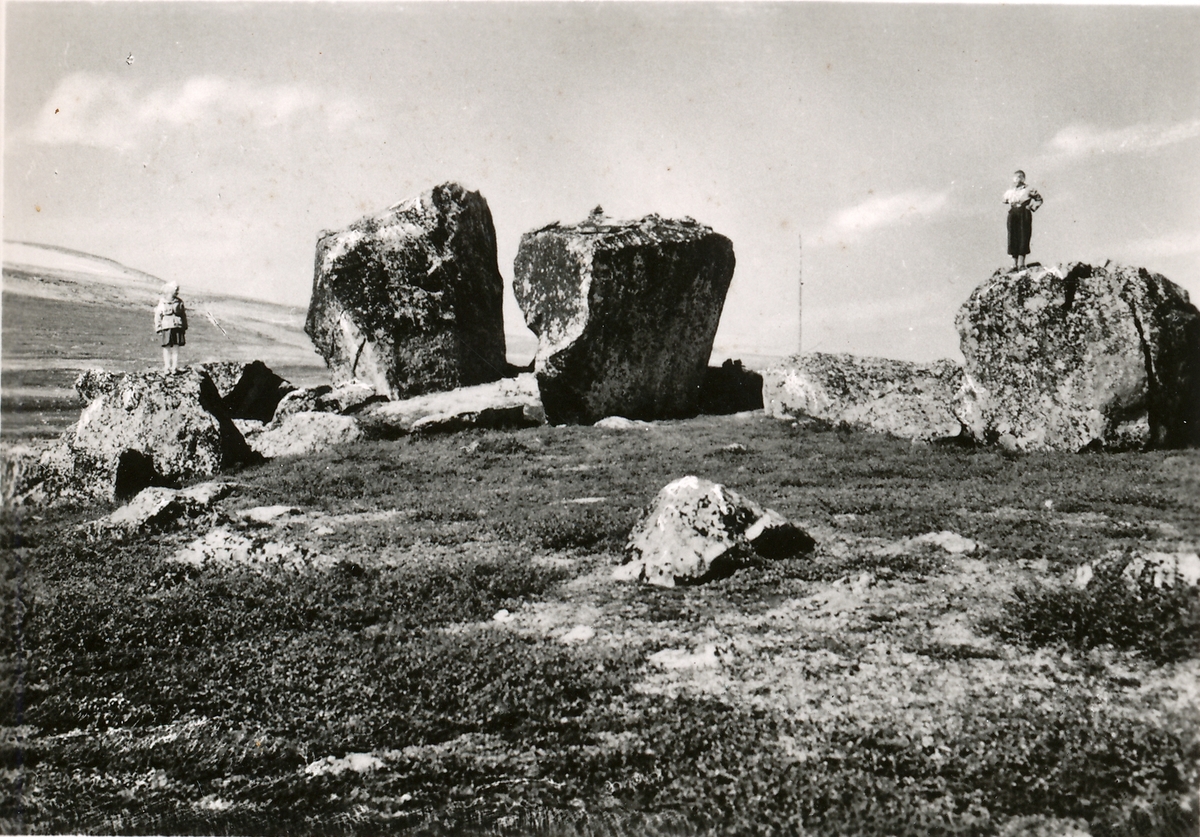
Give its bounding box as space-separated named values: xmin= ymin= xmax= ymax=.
xmin=3 ymin=415 xmax=1198 ymax=836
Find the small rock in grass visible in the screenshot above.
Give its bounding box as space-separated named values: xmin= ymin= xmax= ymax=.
xmin=303 ymin=753 xmax=384 ymax=777
xmin=560 ymin=625 xmax=595 ymax=644
xmin=239 ymin=505 xmax=301 ymax=524
xmin=911 ymin=531 xmax=978 ymax=554
xmin=492 ymin=609 xmax=514 ymax=623
xmin=620 ymin=475 xmax=816 ymax=588
xmin=649 ymin=644 xmax=720 ymax=671
xmin=91 ymin=481 xmax=233 ymax=532
xmin=595 ymin=416 xmax=653 ymax=430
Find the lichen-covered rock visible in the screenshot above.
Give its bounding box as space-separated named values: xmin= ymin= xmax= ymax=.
xmin=42 ymin=370 xmax=254 ymax=501
xmin=358 ymin=373 xmax=544 ymax=436
xmin=272 ymin=385 xmax=333 ymax=423
xmin=513 ymin=210 xmax=736 ymax=424
xmin=762 ymin=352 xmax=965 ymax=442
xmin=618 ymin=476 xmax=815 ymax=587
xmin=74 ymin=369 xmax=122 ymax=403
xmin=196 ymin=360 xmax=296 ymax=423
xmin=305 ymin=182 xmax=507 ymax=399
xmin=249 ymin=411 xmax=364 ymax=459
xmin=319 ymin=381 xmax=385 ymax=415
xmin=1 ymin=442 xmax=50 ymax=506
xmin=955 ymin=263 xmax=1200 ymax=451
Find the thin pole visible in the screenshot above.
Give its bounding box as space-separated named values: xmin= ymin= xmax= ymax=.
xmin=797 ymin=233 xmax=803 ymax=356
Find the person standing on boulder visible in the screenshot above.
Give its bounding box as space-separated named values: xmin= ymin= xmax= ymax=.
xmin=1003 ymin=170 xmax=1043 ymax=271
xmin=154 ymin=282 xmax=188 ymax=373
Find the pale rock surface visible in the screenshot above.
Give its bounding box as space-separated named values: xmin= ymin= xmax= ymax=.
xmin=238 ymin=505 xmax=301 ymax=524
xmin=359 ymin=373 xmax=545 ymax=435
xmin=169 ymin=527 xmax=328 ymax=571
xmin=620 ymin=476 xmax=815 ymax=587
xmin=514 ymin=210 xmax=736 ymax=424
xmin=594 ymin=416 xmax=653 ymax=430
xmin=761 ymin=352 xmax=965 ymax=442
xmin=305 ymin=182 xmax=507 ymax=399
xmin=649 ymin=644 xmax=721 ymax=670
xmin=249 ymin=411 xmax=364 ymax=459
xmin=955 ymin=262 xmax=1200 ymax=451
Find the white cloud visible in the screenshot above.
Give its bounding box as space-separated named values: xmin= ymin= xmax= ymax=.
xmin=1119 ymin=230 xmax=1200 ymax=261
xmin=810 ymin=189 xmax=949 ymax=247
xmin=1045 ymin=118 xmax=1200 ymax=161
xmin=26 ymin=72 xmax=364 ymax=151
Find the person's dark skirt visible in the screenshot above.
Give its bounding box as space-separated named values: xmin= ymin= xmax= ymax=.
xmin=1007 ymin=207 xmax=1033 ymax=257
xmin=160 ymin=329 xmax=186 ymax=347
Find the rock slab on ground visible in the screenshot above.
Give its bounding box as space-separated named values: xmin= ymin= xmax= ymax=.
xmin=249 ymin=411 xmax=365 ymax=459
xmin=513 ymin=210 xmax=736 ymax=424
xmin=40 ymin=369 xmax=254 ymax=501
xmin=359 ymin=373 xmax=545 ymax=435
xmin=305 ymin=182 xmax=508 ymax=400
xmin=955 ymin=262 xmax=1200 ymax=451
xmin=91 ymin=481 xmax=234 ymax=533
xmin=762 ymin=352 xmax=965 ymax=442
xmin=619 ymin=475 xmax=815 ymax=587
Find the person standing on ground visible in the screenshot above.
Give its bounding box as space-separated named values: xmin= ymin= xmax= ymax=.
xmin=1003 ymin=170 xmax=1043 ymax=271
xmin=154 ymin=282 xmax=188 ymax=373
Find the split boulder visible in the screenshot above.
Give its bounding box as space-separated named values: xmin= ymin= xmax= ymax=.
xmin=618 ymin=476 xmax=815 ymax=587
xmin=762 ymin=352 xmax=965 ymax=442
xmin=305 ymin=182 xmax=508 ymax=399
xmin=196 ymin=361 xmax=296 ymax=423
xmin=513 ymin=210 xmax=736 ymax=424
xmin=955 ymin=263 xmax=1200 ymax=451
xmin=43 ymin=369 xmax=254 ymax=501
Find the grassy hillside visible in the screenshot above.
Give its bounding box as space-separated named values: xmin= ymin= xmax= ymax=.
xmin=3 ymin=416 xmax=1197 ymax=835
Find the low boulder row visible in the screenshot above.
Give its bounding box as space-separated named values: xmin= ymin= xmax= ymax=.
xmin=514 ymin=209 xmax=736 ymax=424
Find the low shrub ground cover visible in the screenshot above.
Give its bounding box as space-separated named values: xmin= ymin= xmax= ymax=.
xmin=3 ymin=417 xmax=1198 ymax=835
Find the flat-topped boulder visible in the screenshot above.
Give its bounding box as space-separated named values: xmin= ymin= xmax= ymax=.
xmin=513 ymin=210 xmax=736 ymax=424
xmin=305 ymin=182 xmax=507 ymax=400
xmin=956 ymin=262 xmax=1200 ymax=451
xmin=41 ymin=369 xmax=254 ymax=501
xmin=762 ymin=352 xmax=965 ymax=442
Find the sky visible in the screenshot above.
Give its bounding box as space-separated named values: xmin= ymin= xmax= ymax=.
xmin=5 ymin=2 xmax=1200 ymax=364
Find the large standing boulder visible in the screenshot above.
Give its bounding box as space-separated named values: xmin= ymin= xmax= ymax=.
xmin=40 ymin=369 xmax=254 ymax=501
xmin=617 ymin=476 xmax=815 ymax=587
xmin=305 ymin=182 xmax=507 ymax=400
xmin=513 ymin=210 xmax=736 ymax=424
xmin=955 ymin=263 xmax=1200 ymax=451
xmin=762 ymin=352 xmax=966 ymax=442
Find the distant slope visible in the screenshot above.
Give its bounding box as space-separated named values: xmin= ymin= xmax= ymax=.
xmin=2 ymin=241 xmax=330 ymax=439
xmin=3 ymin=240 xmax=327 ymax=374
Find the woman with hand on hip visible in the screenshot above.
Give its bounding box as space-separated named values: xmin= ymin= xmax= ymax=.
xmin=1004 ymin=170 xmax=1043 ymax=271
